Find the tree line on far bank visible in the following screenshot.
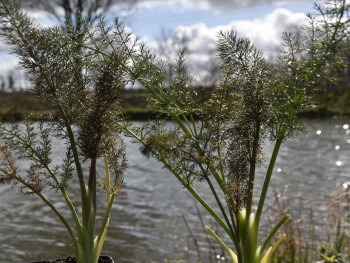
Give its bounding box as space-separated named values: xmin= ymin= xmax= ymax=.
xmin=1 ymin=0 xmax=350 ymax=120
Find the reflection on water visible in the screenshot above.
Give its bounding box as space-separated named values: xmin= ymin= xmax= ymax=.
xmin=0 ymin=119 xmax=350 ymax=262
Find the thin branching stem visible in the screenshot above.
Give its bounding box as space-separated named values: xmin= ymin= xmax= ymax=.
xmin=246 ymin=120 xmax=261 ymax=218
xmin=119 ymin=124 xmax=234 ymax=240
xmin=14 ymin=174 xmax=79 ymax=251
xmin=204 ymin=174 xmax=241 ymax=255
xmin=197 ymin=160 xmax=237 ymax=239
xmin=256 ymin=136 xmax=283 ymax=226
xmin=1 ymin=125 xmax=83 ymax=234
xmin=259 ymin=213 xmax=290 ymax=260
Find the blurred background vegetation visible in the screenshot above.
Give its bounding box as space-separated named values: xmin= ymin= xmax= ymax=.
xmin=1 ymin=0 xmax=350 ymax=122
xmin=1 ymin=64 xmax=350 ymax=122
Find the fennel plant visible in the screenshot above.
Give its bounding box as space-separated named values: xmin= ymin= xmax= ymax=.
xmin=0 ymin=1 xmax=128 ymax=262
xmin=112 ymin=0 xmax=348 ymax=262
xmin=0 ymin=0 xmax=349 ymax=262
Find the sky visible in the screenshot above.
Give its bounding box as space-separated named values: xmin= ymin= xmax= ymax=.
xmin=122 ymin=0 xmax=316 ymax=83
xmin=124 ymin=0 xmax=314 ymax=41
xmin=0 ymin=0 xmax=318 ymax=86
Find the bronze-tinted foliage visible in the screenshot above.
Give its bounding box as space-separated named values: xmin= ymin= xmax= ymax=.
xmin=0 ymin=144 xmax=18 ymax=185
xmin=0 ymin=0 xmax=127 ymax=194
xmin=78 ymin=52 xmax=126 ymax=159
xmin=98 ymin=136 xmax=127 ymax=196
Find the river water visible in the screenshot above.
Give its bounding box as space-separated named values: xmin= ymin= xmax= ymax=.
xmin=0 ymin=119 xmax=349 ymax=262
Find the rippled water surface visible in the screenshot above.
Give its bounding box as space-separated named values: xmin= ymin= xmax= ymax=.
xmin=1 ymin=119 xmax=350 ymax=262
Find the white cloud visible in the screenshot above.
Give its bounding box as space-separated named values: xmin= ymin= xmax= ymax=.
xmin=132 ymin=0 xmax=209 ymax=11
xmin=20 ymin=0 xmax=314 ymax=14
xmin=0 ymin=10 xmax=60 ymax=75
xmin=0 ymin=42 xmax=9 ymax=54
xmin=133 ymin=0 xmax=314 ymax=12
xmin=0 ymin=2 xmax=308 ymax=86
xmin=26 ymin=10 xmax=59 ymax=28
xmin=0 ymin=55 xmax=19 ymax=74
xmin=154 ymin=8 xmax=306 ymax=84
xmin=199 ymin=0 xmax=314 ymax=11
xmin=231 ymin=8 xmax=305 ymax=54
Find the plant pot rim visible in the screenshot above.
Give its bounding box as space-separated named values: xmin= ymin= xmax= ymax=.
xmin=26 ymin=255 xmax=114 ymax=263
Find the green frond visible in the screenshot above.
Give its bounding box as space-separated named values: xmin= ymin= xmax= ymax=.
xmin=0 ymin=144 xmax=18 ymax=186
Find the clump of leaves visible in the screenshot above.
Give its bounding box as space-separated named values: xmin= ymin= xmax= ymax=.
xmin=0 ymin=1 xmax=130 ymax=262
xmin=319 ymin=220 xmax=349 ymax=263
xmin=115 ymin=0 xmax=350 ymax=262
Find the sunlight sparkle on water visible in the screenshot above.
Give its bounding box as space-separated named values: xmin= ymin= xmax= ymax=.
xmin=336 ymin=161 xmax=342 ymax=166
xmin=343 ymin=182 xmax=349 ymax=189
xmin=335 ymin=145 xmax=340 ymax=150
xmin=277 ymin=168 xmax=282 ymax=173
xmin=215 ymin=255 xmax=226 ymax=261
xmin=316 ymin=130 xmax=322 ymax=135
xmin=343 ymin=124 xmax=349 ymax=129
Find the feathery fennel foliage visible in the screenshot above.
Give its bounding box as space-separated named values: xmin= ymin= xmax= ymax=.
xmin=114 ymin=0 xmax=349 ymax=262
xmin=0 ymin=1 xmax=128 ymax=262
xmin=0 ymin=0 xmax=349 ymax=262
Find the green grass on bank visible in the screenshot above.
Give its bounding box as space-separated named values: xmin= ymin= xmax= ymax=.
xmin=0 ymin=89 xmax=151 ymax=121
xmin=1 ymin=87 xmax=350 ymax=122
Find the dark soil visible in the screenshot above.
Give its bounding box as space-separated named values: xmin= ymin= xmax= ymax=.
xmin=30 ymin=255 xmax=114 ymax=263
